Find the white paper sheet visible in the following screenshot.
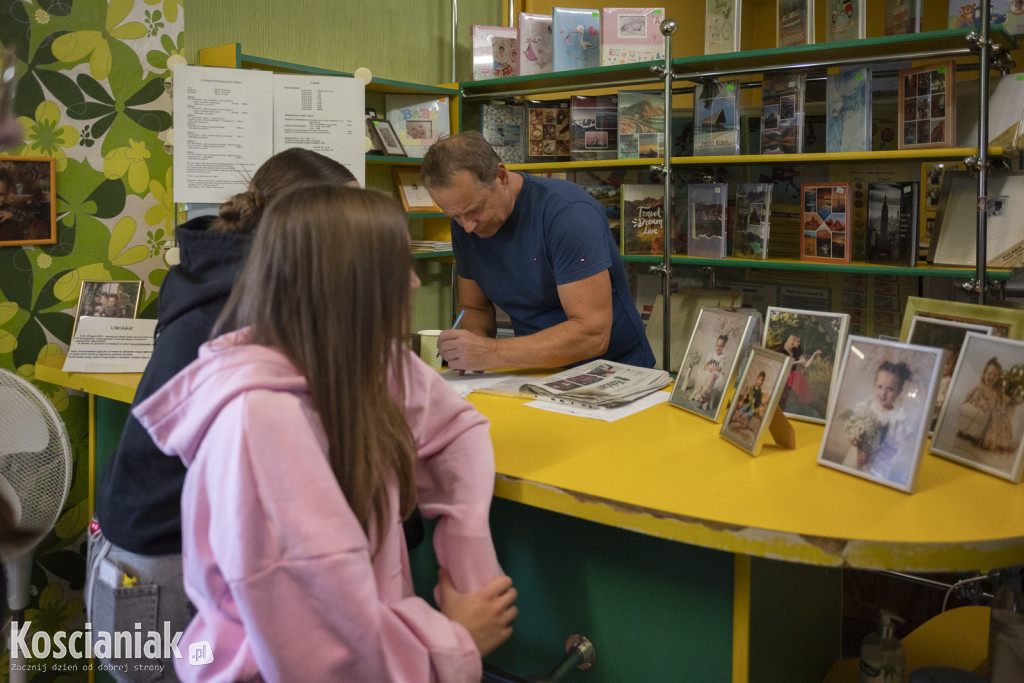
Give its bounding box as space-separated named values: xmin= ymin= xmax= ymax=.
xmin=62 ymin=317 xmax=158 ymax=374
xmin=272 ymin=74 xmax=365 ymax=187
xmin=173 ymin=65 xmax=273 ymax=204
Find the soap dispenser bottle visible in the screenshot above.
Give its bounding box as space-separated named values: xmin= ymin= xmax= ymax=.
xmin=860 ymin=610 xmax=905 ymax=683
xmin=988 ymin=566 xmax=1024 ymax=683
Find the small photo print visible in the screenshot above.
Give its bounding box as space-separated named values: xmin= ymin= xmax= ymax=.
xmin=585 ymin=131 xmax=608 ymax=149
xmin=72 ymin=280 xmax=143 ymax=340
xmin=720 ymin=347 xmax=791 ymax=456
xmin=931 ymin=333 xmax=1024 ymax=483
xmin=405 ymin=120 xmax=433 ymax=141
xmin=817 ymin=336 xmax=942 ymax=493
xmin=617 ymin=14 xmax=647 ymax=37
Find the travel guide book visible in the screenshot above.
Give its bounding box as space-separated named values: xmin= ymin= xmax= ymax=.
xmin=733 ymin=183 xmax=773 ymax=260
xmin=826 ymin=67 xmax=872 ymax=153
xmin=571 ymin=95 xmax=618 ymax=161
xmin=760 ymin=72 xmax=806 ymax=154
xmin=866 ymin=181 xmax=919 ymax=267
xmin=618 ymin=90 xmax=665 ymax=159
xmin=694 ymin=79 xmax=741 ymax=156
xmin=687 ymin=182 xmax=728 ymax=258
xmin=621 ymin=183 xmax=666 ymax=255
xmin=800 ymin=182 xmax=851 ymax=264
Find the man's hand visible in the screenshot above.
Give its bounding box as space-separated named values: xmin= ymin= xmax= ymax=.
xmin=438 ymin=329 xmax=499 ymax=371
xmin=439 ymin=568 xmax=517 ymax=657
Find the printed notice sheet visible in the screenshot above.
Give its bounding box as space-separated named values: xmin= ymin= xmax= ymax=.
xmin=62 ymin=317 xmax=158 ymax=374
xmin=272 ymin=74 xmax=365 ymax=187
xmin=173 ymin=65 xmax=273 ymax=204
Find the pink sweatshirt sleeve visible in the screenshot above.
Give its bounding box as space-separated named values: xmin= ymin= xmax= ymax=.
xmin=187 ymin=390 xmax=482 ymax=682
xmin=400 ymin=352 xmax=505 ymax=593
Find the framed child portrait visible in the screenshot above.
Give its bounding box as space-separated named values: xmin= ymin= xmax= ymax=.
xmin=0 ymin=155 xmax=57 ymax=247
xmin=906 ymin=315 xmax=997 ymax=429
xmin=71 ymin=280 xmax=143 ymax=340
xmin=669 ymin=307 xmax=757 ymax=422
xmin=763 ymin=307 xmax=850 ymax=424
xmin=817 ymin=336 xmax=943 ymax=493
xmin=720 ymin=347 xmax=792 ymax=456
xmin=930 ymin=333 xmax=1024 ymax=483
xmin=900 ymin=296 xmax=1024 ymax=342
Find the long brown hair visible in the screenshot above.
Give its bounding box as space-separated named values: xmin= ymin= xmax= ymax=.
xmin=213 ymin=185 xmax=416 ymax=543
xmin=212 ymin=148 xmax=356 ymax=233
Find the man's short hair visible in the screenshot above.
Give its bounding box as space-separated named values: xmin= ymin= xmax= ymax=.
xmin=420 ymin=131 xmax=501 ymax=189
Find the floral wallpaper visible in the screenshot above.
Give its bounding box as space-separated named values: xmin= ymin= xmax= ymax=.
xmin=1 ymin=0 xmax=181 ymax=676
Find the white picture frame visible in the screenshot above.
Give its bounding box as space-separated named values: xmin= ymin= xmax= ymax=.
xmin=817 ymin=336 xmax=943 ymax=493
xmin=930 ymin=332 xmax=1024 ymax=483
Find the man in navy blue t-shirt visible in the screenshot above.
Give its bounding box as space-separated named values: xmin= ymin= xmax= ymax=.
xmin=421 ymin=131 xmax=654 ymax=371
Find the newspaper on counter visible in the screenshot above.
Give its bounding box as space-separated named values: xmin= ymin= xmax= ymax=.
xmin=511 ymin=360 xmax=671 ymax=409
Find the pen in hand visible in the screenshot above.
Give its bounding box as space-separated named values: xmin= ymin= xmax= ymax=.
xmin=438 ymin=309 xmax=466 ymax=358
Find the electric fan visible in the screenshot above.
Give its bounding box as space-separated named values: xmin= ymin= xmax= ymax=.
xmin=0 ymin=368 xmax=73 ymax=680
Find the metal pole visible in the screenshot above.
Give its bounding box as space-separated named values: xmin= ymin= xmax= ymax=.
xmin=656 ymin=19 xmax=677 ymax=373
xmin=451 ymin=0 xmax=458 ymax=84
xmin=976 ymin=0 xmax=991 ymax=305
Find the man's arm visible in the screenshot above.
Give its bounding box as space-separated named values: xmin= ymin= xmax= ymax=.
xmin=455 ymin=276 xmax=497 ymax=339
xmin=438 ymin=270 xmax=612 ymax=371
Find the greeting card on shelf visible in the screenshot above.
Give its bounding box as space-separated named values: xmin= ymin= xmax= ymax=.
xmin=800 ymin=182 xmax=850 ymax=265
xmin=885 ymin=0 xmax=922 ymax=35
xmin=471 ymin=25 xmax=518 ymax=80
xmin=693 ymin=79 xmax=741 ymax=156
xmin=618 ymin=90 xmax=665 ymax=159
xmin=826 ymin=67 xmax=872 ymax=153
xmin=525 ymin=99 xmax=572 ymax=162
xmin=553 ymin=8 xmax=602 ymax=71
xmin=571 ymin=95 xmax=618 ymax=161
xmin=824 ymin=0 xmax=865 ymax=42
xmin=480 ymin=102 xmax=525 ymax=165
xmin=601 ymin=8 xmax=666 ymax=66
xmin=866 ymin=181 xmax=919 ymax=268
xmin=705 ymin=0 xmax=742 ymax=54
xmin=385 ymin=94 xmax=450 ymax=159
xmin=621 ymin=184 xmax=666 ymax=256
xmin=733 ymin=183 xmax=773 ymax=260
xmin=518 ymin=13 xmax=554 ymax=76
xmin=897 ymin=61 xmax=955 ymax=151
xmin=948 ymin=1 xmax=1024 ymax=35
xmin=688 ymin=183 xmax=728 ymax=259
xmin=777 ymin=0 xmax=814 ymax=47
xmin=761 ymin=72 xmax=806 ymax=154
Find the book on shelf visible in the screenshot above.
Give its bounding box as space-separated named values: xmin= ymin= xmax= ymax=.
xmin=948 ymin=1 xmax=1024 ymax=35
xmin=777 ymin=0 xmax=814 ymax=47
xmin=760 ymin=72 xmax=806 ymax=154
xmin=385 ymin=94 xmax=451 ymax=159
xmin=671 ymin=111 xmax=695 ymax=157
xmin=471 ymin=25 xmax=518 ymax=80
xmin=884 ymin=0 xmax=922 ymax=35
xmin=480 ymin=102 xmax=526 ymax=165
xmin=575 ymin=167 xmax=644 ymax=248
xmin=687 ymin=183 xmax=728 ymax=259
xmin=897 ymin=60 xmax=956 ymax=150
xmin=733 ymin=183 xmax=773 ymax=260
xmin=800 ymin=182 xmax=850 ymax=264
xmin=571 ymin=94 xmax=618 ymax=161
xmin=866 ymin=181 xmax=919 ymax=267
xmin=824 ymin=0 xmax=865 ymax=42
xmin=475 ymin=359 xmax=671 ymax=409
xmin=618 ymin=90 xmax=665 ymax=159
xmin=601 ymin=7 xmax=666 ymax=66
xmin=621 ymin=184 xmax=666 ymax=256
xmin=693 ymin=79 xmax=741 ymax=156
xmin=826 ymin=67 xmax=872 ymax=154
xmin=705 ymin=0 xmax=742 ymax=54
xmin=553 ymin=8 xmax=602 ymax=71
xmin=518 ymin=13 xmax=555 ymax=76
xmin=525 ymin=99 xmax=572 ymax=162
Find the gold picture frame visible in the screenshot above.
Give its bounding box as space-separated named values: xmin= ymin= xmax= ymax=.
xmin=0 ymin=155 xmax=57 ymax=247
xmin=392 ymin=167 xmax=442 ymax=214
xmin=900 ymin=296 xmax=1024 ymax=343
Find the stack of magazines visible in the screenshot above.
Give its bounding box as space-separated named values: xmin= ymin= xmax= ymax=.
xmin=479 ymin=360 xmax=671 ymax=409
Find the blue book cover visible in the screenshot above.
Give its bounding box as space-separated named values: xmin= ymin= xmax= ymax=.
xmin=826 ymin=67 xmax=872 ymax=153
xmin=553 ymin=8 xmax=601 ymax=72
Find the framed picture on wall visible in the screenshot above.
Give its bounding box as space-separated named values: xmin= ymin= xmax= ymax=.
xmin=0 ymin=156 xmax=57 ymax=247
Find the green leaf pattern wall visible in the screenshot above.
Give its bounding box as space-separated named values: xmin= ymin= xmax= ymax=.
xmin=0 ymin=0 xmax=181 ymax=668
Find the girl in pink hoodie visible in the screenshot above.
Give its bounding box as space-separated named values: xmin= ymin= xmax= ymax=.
xmin=134 ymin=185 xmax=517 ymax=682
